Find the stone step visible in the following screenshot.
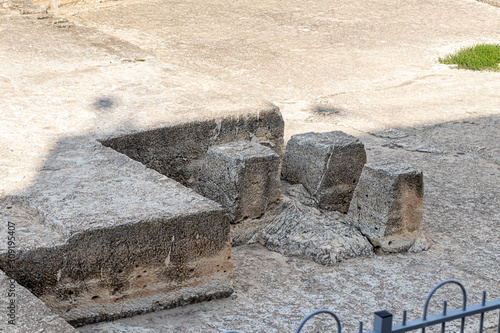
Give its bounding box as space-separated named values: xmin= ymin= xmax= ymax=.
xmin=0 ymin=106 xmax=285 ymax=326
xmin=0 ymin=138 xmax=233 ymax=326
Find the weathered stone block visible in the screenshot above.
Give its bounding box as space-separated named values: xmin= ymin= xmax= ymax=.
xmin=347 ymin=162 xmax=427 ymax=253
xmin=101 ymin=105 xmax=284 ymax=188
xmin=197 ymin=141 xmax=281 ymax=223
xmin=0 ymin=139 xmax=233 ymax=326
xmin=281 ymin=131 xmax=366 ymax=212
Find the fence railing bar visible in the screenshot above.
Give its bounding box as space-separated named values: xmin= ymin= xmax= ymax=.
xmin=295 ymin=309 xmax=342 ymax=333
xmin=359 ymin=321 xmax=363 ymax=333
xmin=479 ymin=291 xmax=487 ymax=333
xmin=382 ymin=300 xmax=500 ymax=333
xmin=479 ymin=311 xmax=485 ymax=333
xmin=402 ymin=311 xmax=407 ymax=326
xmin=423 ymin=280 xmax=467 ymax=321
xmin=363 ymin=300 xmax=500 ymax=333
xmin=460 ymin=317 xmax=465 ymax=333
xmin=441 ymin=301 xmax=447 ymax=333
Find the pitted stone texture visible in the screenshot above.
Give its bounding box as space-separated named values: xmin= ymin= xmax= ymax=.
xmin=347 ymin=162 xmax=427 ymax=253
xmin=281 ymin=131 xmax=367 ymax=212
xmin=197 ymin=141 xmax=281 ymax=223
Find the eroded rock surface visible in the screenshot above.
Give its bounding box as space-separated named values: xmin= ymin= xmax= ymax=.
xmin=231 ymin=183 xmax=374 ymax=266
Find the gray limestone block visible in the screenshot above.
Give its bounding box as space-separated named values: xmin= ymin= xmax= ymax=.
xmin=0 ymin=139 xmax=233 ymax=326
xmin=197 ymin=141 xmax=281 ymax=223
xmin=347 ymin=162 xmax=428 ymax=253
xmin=281 ymin=131 xmax=367 ymax=212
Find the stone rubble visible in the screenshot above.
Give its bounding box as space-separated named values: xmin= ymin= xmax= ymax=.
xmin=252 ymin=182 xmax=374 ymax=266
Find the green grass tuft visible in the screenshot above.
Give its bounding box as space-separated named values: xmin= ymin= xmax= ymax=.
xmin=439 ymin=44 xmax=500 ymax=71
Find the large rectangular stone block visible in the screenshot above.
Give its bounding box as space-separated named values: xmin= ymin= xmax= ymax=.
xmin=347 ymin=162 xmax=427 ymax=253
xmin=196 ymin=141 xmax=281 ymax=223
xmin=0 ymin=139 xmax=233 ymax=326
xmin=281 ymin=131 xmax=366 ymax=212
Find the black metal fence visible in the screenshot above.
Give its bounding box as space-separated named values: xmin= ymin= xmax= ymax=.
xmin=224 ymin=280 xmax=500 ymax=333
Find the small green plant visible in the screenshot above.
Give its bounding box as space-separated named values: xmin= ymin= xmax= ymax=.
xmin=439 ymin=44 xmax=500 ymax=71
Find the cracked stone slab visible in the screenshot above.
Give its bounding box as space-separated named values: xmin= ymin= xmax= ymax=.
xmin=380 ymin=117 xmax=500 ymax=165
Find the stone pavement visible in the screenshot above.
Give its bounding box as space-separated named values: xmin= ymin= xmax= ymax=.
xmin=0 ymin=0 xmax=499 ymax=331
xmin=79 ymin=117 xmax=500 ymax=333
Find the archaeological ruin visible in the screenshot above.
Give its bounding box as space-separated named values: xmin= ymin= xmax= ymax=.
xmin=2 ymin=0 xmax=499 ymax=330
xmin=0 ymin=106 xmax=428 ymax=329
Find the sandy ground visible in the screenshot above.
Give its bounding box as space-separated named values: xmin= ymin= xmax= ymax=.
xmin=0 ymin=0 xmax=499 ymax=331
